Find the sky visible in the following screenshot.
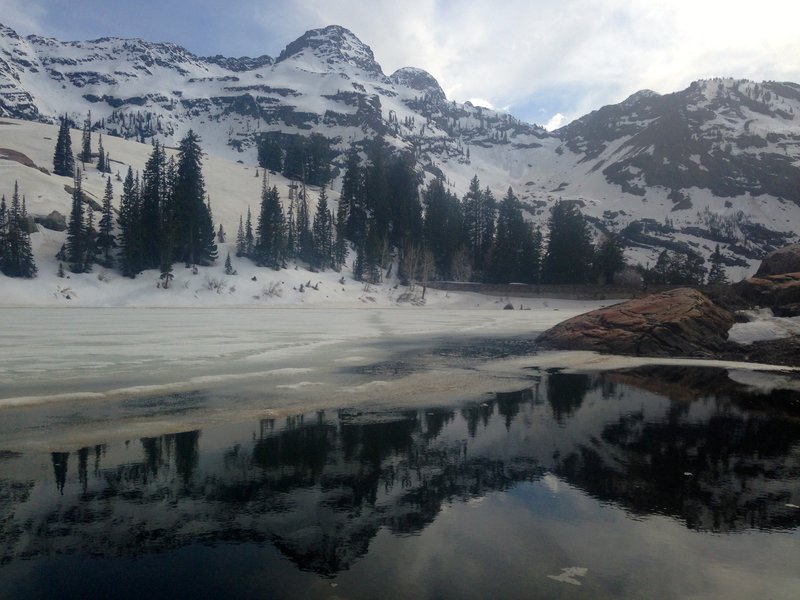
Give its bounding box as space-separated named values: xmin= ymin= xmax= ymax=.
xmin=2 ymin=0 xmax=800 ymax=129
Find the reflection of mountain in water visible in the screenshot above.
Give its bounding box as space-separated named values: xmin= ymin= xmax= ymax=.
xmin=554 ymin=367 xmax=800 ymax=533
xmin=1 ymin=368 xmax=799 ymax=575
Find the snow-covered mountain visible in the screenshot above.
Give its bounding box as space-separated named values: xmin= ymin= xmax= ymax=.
xmin=2 ymin=22 xmax=800 ymax=277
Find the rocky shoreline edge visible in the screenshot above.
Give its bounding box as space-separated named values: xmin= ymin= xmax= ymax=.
xmin=537 ymin=244 xmax=800 ymax=368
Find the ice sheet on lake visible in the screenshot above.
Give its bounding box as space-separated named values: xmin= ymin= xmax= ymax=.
xmin=548 ymin=567 xmax=588 ymax=586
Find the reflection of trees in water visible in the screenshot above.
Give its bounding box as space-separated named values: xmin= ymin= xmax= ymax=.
xmin=174 ymin=431 xmax=200 ymax=485
xmin=51 ymin=452 xmax=69 ymax=495
xmin=461 ymin=401 xmax=494 ymax=438
xmin=547 ymin=373 xmax=593 ymax=422
xmin=4 ymin=370 xmax=800 ymax=574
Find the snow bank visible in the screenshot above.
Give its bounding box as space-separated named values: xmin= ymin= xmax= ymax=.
xmin=728 ymin=309 xmax=800 ymax=345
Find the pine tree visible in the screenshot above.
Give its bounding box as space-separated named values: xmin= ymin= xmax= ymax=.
xmin=341 ymin=146 xmax=366 ymax=245
xmin=285 ymin=183 xmax=297 ymax=258
xmin=364 ymin=142 xmax=390 ymax=242
xmin=542 ymin=200 xmax=594 ymax=284
xmin=488 ymin=187 xmax=529 ymax=283
xmin=245 ymin=205 xmax=254 ymax=257
xmin=422 ymin=177 xmax=464 ymax=279
xmin=255 ymin=183 xmax=286 ymax=269
xmin=224 ymin=252 xmax=235 ymax=275
xmin=707 ymin=244 xmax=729 ymax=284
xmin=97 ymin=177 xmax=116 ymax=267
xmin=173 ymin=131 xmax=216 ymax=265
xmin=0 ymin=195 xmax=7 ymax=268
xmin=52 ymin=121 xmax=65 ymax=176
xmin=118 ymin=167 xmax=141 ymax=277
xmin=66 ymin=170 xmax=87 ymax=272
xmin=650 ymin=250 xmax=671 ymax=284
xmin=520 ymin=226 xmax=543 ymax=284
xmin=198 ymin=195 xmax=218 ymax=265
xmin=387 ymin=153 xmax=422 ymax=260
xmin=462 ymin=176 xmax=480 ymax=254
xmin=52 ymin=116 xmax=75 ymax=177
xmin=236 ymin=215 xmax=246 ymax=257
xmin=140 ymin=141 xmax=165 ymax=269
xmin=462 ymin=175 xmax=493 ymax=273
xmin=334 ymin=193 xmax=348 ymax=271
xmin=217 ymin=223 xmax=225 ymax=244
xmin=80 ymin=111 xmax=92 ymax=164
xmin=311 ymin=186 xmax=333 ymax=270
xmin=257 ymin=137 xmax=283 ymax=172
xmin=360 ymin=221 xmax=383 ymax=283
xmin=296 ymin=182 xmax=313 ymax=263
xmin=159 ymin=157 xmax=178 ymax=280
xmin=593 ymin=232 xmax=625 ymax=284
xmin=159 ymin=263 xmax=174 ymax=289
xmin=96 ymin=134 xmax=107 ymax=173
xmin=1 ymin=183 xmax=37 ymax=278
xmin=83 ymin=200 xmax=96 ymax=272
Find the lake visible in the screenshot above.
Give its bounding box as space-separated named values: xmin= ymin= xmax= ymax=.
xmin=1 ymin=308 xmax=799 ymax=599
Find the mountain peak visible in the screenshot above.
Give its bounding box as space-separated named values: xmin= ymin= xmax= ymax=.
xmin=390 ymin=67 xmax=447 ymax=103
xmin=276 ymin=25 xmax=383 ymax=76
xmin=620 ymin=89 xmax=660 ymax=107
xmin=0 ymin=22 xmax=21 ymax=39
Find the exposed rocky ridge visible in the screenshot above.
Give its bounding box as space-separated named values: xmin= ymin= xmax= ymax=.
xmin=558 ymin=79 xmax=800 ymax=205
xmin=537 ymin=288 xmax=735 ymax=357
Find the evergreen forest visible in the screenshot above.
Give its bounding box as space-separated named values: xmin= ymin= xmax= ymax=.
xmin=12 ymin=117 xmax=722 ymax=287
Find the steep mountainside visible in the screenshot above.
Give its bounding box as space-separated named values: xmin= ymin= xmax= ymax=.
xmin=559 ymin=80 xmax=800 ymax=203
xmin=1 ymin=22 xmax=799 ymax=277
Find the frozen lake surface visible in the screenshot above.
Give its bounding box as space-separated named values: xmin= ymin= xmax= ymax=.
xmin=1 ymin=307 xmax=799 ymax=599
xmin=0 ymin=305 xmax=606 ymax=449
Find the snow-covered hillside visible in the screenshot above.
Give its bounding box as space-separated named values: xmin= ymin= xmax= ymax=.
xmin=1 ymin=23 xmax=800 ymax=281
xmin=1 ymin=117 xmax=574 ymax=309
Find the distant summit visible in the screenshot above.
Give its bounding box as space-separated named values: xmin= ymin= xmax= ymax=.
xmin=390 ymin=67 xmax=447 ymax=104
xmin=276 ymin=25 xmax=385 ymax=78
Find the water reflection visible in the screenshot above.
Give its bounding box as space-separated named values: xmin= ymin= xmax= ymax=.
xmin=1 ymin=367 xmax=799 ymax=581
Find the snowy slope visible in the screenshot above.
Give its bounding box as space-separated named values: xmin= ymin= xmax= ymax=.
xmin=2 ymin=23 xmax=800 ymax=279
xmin=1 ymin=117 xmax=608 ymax=310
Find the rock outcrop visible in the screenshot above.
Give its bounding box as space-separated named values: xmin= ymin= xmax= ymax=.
xmin=537 ymin=288 xmax=735 ymax=357
xmin=35 ymin=210 xmax=67 ymax=232
xmin=755 ymin=244 xmax=800 ymax=276
xmin=734 ymin=272 xmax=800 ymax=317
xmin=736 ymin=243 xmax=800 ymax=317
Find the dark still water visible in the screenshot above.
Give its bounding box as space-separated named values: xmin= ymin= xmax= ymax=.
xmin=1 ymin=367 xmax=799 ymax=599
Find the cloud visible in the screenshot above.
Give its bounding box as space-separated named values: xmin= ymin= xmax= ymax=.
xmin=253 ymin=0 xmax=800 ymax=126
xmin=0 ymin=0 xmax=47 ymax=35
xmin=544 ymin=113 xmax=566 ymax=131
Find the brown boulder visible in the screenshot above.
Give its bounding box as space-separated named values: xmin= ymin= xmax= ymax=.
xmin=734 ymin=272 xmax=800 ymax=316
xmin=755 ymin=243 xmax=800 ymax=276
xmin=537 ymin=288 xmax=735 ymax=357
